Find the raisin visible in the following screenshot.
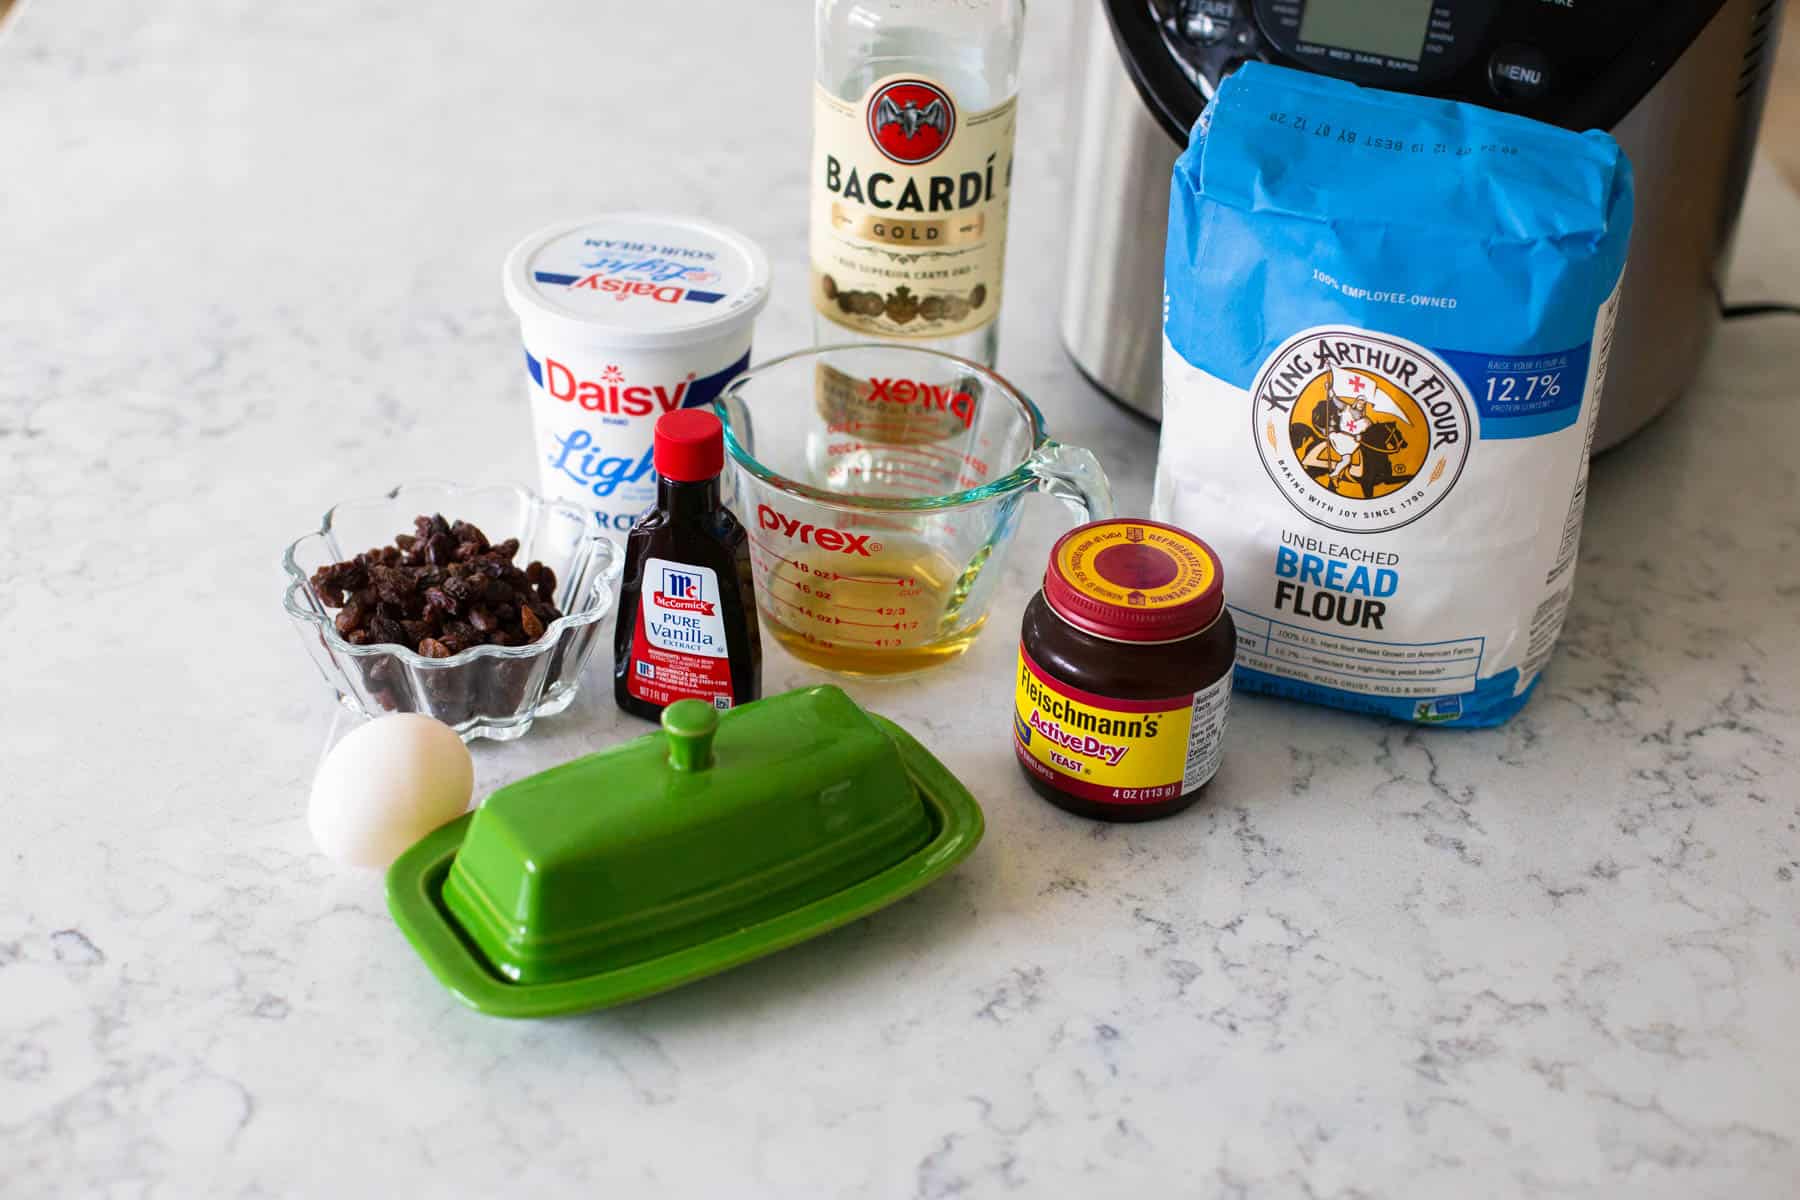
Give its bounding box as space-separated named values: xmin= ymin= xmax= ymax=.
xmin=401 ymin=620 xmax=428 ymax=645
xmin=335 ymin=600 xmax=367 ymax=636
xmin=345 ymin=629 xmax=374 ymax=646
xmin=424 ymin=587 xmax=459 ymax=617
xmin=492 ymin=538 xmax=520 ymax=562
xmin=427 ymin=533 xmax=457 ymax=566
xmin=368 ymin=615 xmax=407 ymax=646
xmin=373 ymin=567 xmax=411 ymax=608
xmin=417 ymin=637 xmax=453 ymax=659
xmin=520 ymin=606 xmax=546 ymax=639
xmin=468 ymin=606 xmax=499 ymax=633
xmin=451 ymin=520 xmax=489 ymax=551
xmin=311 ymin=570 xmax=346 ymax=608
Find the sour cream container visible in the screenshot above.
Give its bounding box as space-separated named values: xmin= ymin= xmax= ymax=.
xmin=503 ymin=214 xmax=771 ymax=541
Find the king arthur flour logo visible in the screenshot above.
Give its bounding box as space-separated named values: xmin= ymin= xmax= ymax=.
xmin=1249 ymin=326 xmax=1472 ymax=534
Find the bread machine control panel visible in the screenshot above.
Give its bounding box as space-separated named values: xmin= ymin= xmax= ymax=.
xmin=1141 ymin=0 xmax=1663 ymax=124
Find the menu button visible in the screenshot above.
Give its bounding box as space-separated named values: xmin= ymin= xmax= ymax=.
xmin=1488 ymin=45 xmax=1552 ymax=101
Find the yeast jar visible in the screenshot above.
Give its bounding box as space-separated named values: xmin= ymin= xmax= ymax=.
xmin=1014 ymin=520 xmax=1234 ymax=822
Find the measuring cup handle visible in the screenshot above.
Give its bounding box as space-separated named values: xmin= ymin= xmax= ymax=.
xmin=1026 ymin=441 xmax=1115 ymax=522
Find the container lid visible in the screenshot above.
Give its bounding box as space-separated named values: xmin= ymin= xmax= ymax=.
xmin=438 ymin=686 xmax=933 ymax=986
xmin=1044 ymin=519 xmax=1224 ymax=642
xmin=654 ymin=409 xmax=725 ymax=482
xmin=501 ymin=213 xmax=771 ymax=350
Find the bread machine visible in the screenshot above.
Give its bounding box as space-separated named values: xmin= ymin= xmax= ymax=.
xmin=1061 ymin=0 xmax=1786 ymax=449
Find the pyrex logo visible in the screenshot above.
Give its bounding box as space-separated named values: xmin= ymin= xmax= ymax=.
xmin=867 ymin=376 xmax=976 ymax=429
xmin=543 ymin=358 xmax=694 ymax=418
xmin=756 ymin=505 xmax=878 ymax=557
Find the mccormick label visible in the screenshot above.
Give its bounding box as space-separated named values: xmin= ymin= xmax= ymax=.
xmin=810 ymin=74 xmax=1016 ymax=340
xmin=626 ymin=558 xmax=736 ymax=710
xmin=1013 ymin=647 xmax=1229 ymax=805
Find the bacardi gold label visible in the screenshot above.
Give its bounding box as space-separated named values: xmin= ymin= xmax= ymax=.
xmin=810 ymin=74 xmax=1016 ymax=340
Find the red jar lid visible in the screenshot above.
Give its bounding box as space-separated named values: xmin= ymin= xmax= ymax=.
xmin=1043 ymin=519 xmax=1224 ymax=642
xmin=653 ymin=409 xmax=725 ymax=482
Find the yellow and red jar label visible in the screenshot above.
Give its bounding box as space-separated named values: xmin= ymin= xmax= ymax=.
xmin=1013 ymin=645 xmax=1229 ymax=806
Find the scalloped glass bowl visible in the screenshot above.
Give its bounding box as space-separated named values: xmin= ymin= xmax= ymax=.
xmin=282 ymin=483 xmax=622 ymax=741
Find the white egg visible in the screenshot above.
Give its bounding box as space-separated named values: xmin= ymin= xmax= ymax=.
xmin=309 ymin=714 xmax=474 ymax=868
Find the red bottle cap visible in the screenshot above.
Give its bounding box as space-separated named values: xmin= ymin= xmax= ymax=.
xmin=653 ymin=409 xmax=725 ymax=482
xmin=1043 ymin=519 xmax=1224 ymax=642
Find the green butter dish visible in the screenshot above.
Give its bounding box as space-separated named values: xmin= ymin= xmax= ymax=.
xmin=385 ymin=685 xmax=983 ymax=1017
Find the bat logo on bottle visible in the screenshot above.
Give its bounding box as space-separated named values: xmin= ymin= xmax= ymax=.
xmin=866 ymin=79 xmax=956 ymax=165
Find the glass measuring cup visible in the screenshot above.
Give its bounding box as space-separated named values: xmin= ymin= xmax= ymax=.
xmin=715 ymin=344 xmax=1113 ymax=676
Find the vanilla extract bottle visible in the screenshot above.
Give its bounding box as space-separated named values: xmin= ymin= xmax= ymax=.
xmin=614 ymin=410 xmax=761 ymax=722
xmin=811 ymin=0 xmax=1026 ymax=367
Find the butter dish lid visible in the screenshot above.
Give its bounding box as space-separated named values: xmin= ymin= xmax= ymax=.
xmin=501 ymin=213 xmax=772 ymax=349
xmin=441 ymin=686 xmax=932 ymax=986
xmin=386 ymin=691 xmax=985 ymax=1018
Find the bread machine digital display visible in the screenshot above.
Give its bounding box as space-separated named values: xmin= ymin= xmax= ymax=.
xmin=1296 ymin=0 xmax=1434 ymax=64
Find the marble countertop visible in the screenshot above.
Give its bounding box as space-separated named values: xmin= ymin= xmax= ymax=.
xmin=5 ymin=1 xmax=1799 ymax=1195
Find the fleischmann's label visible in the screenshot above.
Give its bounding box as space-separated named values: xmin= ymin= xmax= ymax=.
xmin=627 ymin=557 xmax=735 ymax=710
xmin=1013 ymin=646 xmax=1229 ymax=805
xmin=810 ymin=74 xmax=1015 ymax=340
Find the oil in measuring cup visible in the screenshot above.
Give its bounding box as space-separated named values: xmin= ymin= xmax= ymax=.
xmin=748 ymin=534 xmax=989 ymax=676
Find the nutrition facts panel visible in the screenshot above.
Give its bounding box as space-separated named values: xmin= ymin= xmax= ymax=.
xmin=1231 ymin=607 xmax=1485 ymax=698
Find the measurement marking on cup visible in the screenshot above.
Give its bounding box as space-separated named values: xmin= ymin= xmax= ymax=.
xmin=747 ymin=535 xmax=804 ymax=568
xmin=823 ymin=573 xmax=913 ymax=586
xmin=826 ymin=466 xmax=950 ymax=488
xmin=824 ymin=441 xmax=962 ymax=464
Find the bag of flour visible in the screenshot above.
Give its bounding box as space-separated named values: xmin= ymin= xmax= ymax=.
xmin=1153 ymin=63 xmax=1633 ymax=726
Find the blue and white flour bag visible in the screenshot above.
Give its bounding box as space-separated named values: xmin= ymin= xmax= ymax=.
xmin=1152 ymin=64 xmax=1633 ymax=726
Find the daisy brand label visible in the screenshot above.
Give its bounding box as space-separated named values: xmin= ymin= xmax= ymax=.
xmin=1012 ymin=646 xmax=1229 ymax=806
xmin=626 ymin=557 xmax=735 ymax=710
xmin=810 ymin=74 xmax=1016 ymax=340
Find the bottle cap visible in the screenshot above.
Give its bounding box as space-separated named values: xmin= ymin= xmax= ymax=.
xmin=654 ymin=409 xmax=725 ymax=482
xmin=1043 ymin=519 xmax=1224 ymax=642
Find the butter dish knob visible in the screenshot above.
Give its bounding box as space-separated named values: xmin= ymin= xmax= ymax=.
xmin=662 ymin=700 xmax=719 ymax=773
